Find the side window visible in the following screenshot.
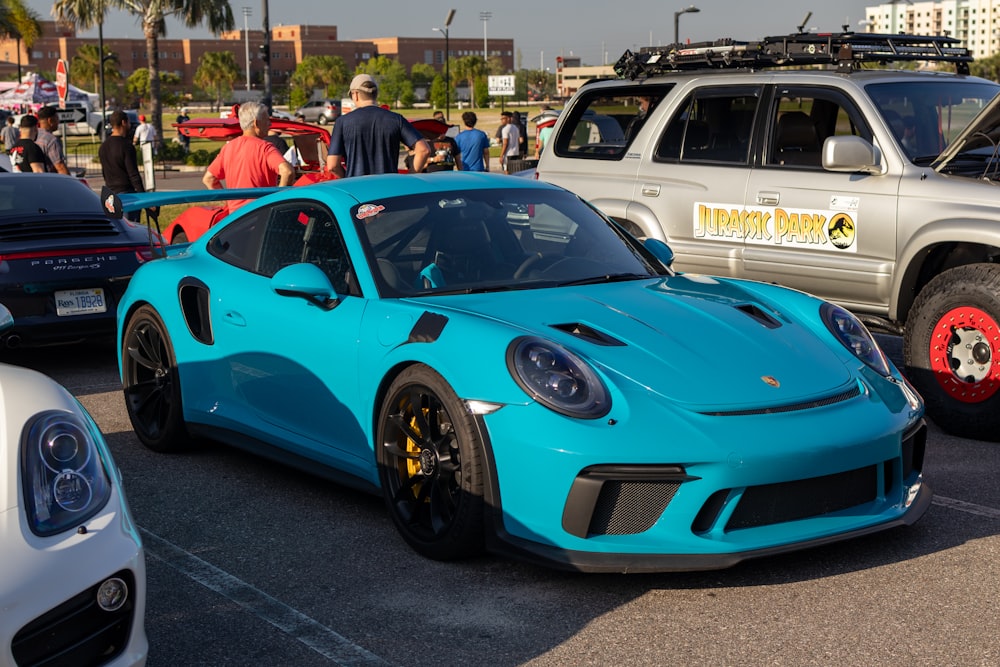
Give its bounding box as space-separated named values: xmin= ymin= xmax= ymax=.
xmin=655 ymin=87 xmax=761 ymax=164
xmin=768 ymin=88 xmax=870 ymax=168
xmin=207 ymin=206 xmax=269 ymax=272
xmin=209 ymin=202 xmax=359 ymax=296
xmin=553 ymin=84 xmax=673 ymax=160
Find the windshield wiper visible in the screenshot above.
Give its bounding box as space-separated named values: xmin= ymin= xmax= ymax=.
xmin=556 ymin=273 xmax=649 ymax=287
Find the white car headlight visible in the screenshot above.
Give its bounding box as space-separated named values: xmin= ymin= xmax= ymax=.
xmin=821 ymin=303 xmax=892 ymax=377
xmin=21 ymin=410 xmax=112 ymax=536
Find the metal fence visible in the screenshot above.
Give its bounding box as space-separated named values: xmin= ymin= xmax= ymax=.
xmin=68 ymin=142 xmax=102 ymax=176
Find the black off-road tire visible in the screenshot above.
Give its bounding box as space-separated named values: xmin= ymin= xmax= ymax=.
xmin=904 ymin=263 xmax=1000 ymax=441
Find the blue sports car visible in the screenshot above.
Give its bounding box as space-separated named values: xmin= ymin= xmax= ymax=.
xmin=114 ymin=173 xmax=929 ymax=572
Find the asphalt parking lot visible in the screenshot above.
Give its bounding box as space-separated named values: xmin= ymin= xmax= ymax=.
xmin=6 ymin=338 xmax=998 ymax=667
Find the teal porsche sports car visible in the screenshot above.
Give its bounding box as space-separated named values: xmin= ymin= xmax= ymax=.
xmin=114 ymin=172 xmax=929 ymax=572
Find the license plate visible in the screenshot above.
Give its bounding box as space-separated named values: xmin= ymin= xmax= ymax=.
xmin=55 ymin=288 xmax=107 ymax=316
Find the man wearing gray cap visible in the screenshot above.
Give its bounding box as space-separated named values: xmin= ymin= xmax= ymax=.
xmin=325 ymin=74 xmax=430 ymax=178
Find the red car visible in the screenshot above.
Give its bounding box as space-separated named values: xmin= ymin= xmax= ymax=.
xmin=164 ymin=107 xmax=332 ymax=244
xmin=164 ymin=113 xmax=455 ymax=244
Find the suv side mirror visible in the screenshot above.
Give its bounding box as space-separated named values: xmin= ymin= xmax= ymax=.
xmin=822 ymin=135 xmax=883 ymax=174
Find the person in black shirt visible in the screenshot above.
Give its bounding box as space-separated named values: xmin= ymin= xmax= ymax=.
xmin=99 ymin=110 xmax=146 ymax=222
xmin=8 ymin=115 xmax=52 ymax=173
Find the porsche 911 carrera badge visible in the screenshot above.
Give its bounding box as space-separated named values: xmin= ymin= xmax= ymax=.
xmin=761 ymin=375 xmax=780 ymax=388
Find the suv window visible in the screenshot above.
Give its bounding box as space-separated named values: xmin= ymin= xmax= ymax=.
xmin=867 ymin=80 xmax=998 ymax=162
xmin=656 ymin=86 xmax=761 ymax=164
xmin=766 ymin=87 xmax=871 ymax=169
xmin=553 ymin=84 xmax=674 ymax=160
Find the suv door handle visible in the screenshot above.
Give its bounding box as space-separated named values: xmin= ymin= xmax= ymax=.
xmin=641 ymin=183 xmax=661 ymax=197
xmin=756 ymin=191 xmax=779 ymax=206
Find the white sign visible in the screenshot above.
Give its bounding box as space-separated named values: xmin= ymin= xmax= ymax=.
xmin=488 ymin=75 xmax=516 ymax=96
xmin=141 ymin=143 xmax=156 ymax=192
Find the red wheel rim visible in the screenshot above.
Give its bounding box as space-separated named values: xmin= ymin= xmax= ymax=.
xmin=928 ymin=306 xmax=1000 ymax=403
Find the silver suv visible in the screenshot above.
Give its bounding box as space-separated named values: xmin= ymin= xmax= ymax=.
xmin=537 ymin=32 xmax=1000 ymax=441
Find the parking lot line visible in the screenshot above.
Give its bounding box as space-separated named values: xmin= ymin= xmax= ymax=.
xmin=933 ymin=496 xmax=1000 ymax=520
xmin=140 ymin=528 xmax=391 ymax=666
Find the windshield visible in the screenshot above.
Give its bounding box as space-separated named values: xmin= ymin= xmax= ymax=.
xmin=867 ymin=80 xmax=1000 ymax=164
xmin=355 ymin=188 xmax=666 ymax=297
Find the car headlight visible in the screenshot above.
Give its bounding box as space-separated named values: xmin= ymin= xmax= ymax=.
xmin=821 ymin=303 xmax=892 ymax=377
xmin=507 ymin=336 xmax=611 ymax=418
xmin=20 ymin=410 xmax=113 ymax=537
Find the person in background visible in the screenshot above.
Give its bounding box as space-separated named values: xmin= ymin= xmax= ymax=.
xmin=433 ymin=110 xmax=446 ymax=123
xmin=425 ymin=131 xmax=462 ymax=172
xmin=99 ymin=110 xmax=146 ymax=222
xmin=511 ymin=110 xmax=527 ymax=157
xmin=500 ymin=111 xmax=521 ymax=173
xmin=35 ymin=106 xmax=70 ymax=175
xmin=133 ymin=114 xmax=158 ymax=154
xmin=9 ymin=115 xmax=52 ymax=173
xmin=454 ymin=111 xmax=490 ymax=172
xmin=325 ymin=74 xmax=429 ymax=178
xmin=175 ymin=107 xmax=190 ymax=153
xmin=1 ymin=116 xmax=17 ymax=151
xmin=203 ymin=101 xmax=294 ymax=212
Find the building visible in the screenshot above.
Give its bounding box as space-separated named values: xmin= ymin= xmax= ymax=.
xmin=0 ymin=20 xmax=514 ymax=96
xmin=864 ymin=1 xmax=1000 ymax=58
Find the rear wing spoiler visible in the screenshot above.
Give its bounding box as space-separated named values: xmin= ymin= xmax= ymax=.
xmin=101 ymin=186 xmax=283 ymax=217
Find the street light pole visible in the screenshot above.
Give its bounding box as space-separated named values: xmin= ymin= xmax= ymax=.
xmin=435 ymin=9 xmax=455 ymax=122
xmin=481 ymin=11 xmax=491 ymax=70
xmin=673 ymin=5 xmax=700 ymax=47
xmin=243 ymin=7 xmax=252 ymax=91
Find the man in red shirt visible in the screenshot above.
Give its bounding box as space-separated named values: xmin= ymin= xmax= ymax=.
xmin=203 ymin=101 xmax=294 ymax=211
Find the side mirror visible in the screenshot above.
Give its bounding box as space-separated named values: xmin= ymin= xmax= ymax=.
xmin=0 ymin=304 xmax=12 ymax=334
xmin=822 ymin=135 xmax=883 ymax=174
xmin=643 ymin=238 xmax=675 ymax=269
xmin=271 ymin=263 xmax=339 ymax=310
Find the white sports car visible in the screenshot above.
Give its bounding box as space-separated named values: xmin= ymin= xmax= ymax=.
xmin=0 ymin=305 xmax=147 ymax=666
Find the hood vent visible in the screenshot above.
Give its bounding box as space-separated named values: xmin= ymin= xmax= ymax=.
xmin=551 ymin=322 xmax=626 ymax=346
xmin=735 ymin=303 xmax=781 ymax=329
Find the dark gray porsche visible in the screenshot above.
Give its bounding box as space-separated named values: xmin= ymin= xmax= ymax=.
xmin=0 ymin=173 xmax=159 ymax=348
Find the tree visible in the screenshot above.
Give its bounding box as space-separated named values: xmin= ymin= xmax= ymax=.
xmin=0 ymin=0 xmax=42 ymax=81
xmin=194 ymin=51 xmax=239 ymax=111
xmin=354 ymin=56 xmax=412 ymax=108
xmin=429 ymin=74 xmax=447 ymax=110
xmin=70 ymin=42 xmax=120 ymax=95
xmin=289 ymin=54 xmax=348 ymax=109
xmin=53 ymin=0 xmax=234 ymax=143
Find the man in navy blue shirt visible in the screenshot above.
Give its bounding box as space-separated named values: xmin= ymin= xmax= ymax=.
xmin=326 ymin=74 xmax=430 ymax=178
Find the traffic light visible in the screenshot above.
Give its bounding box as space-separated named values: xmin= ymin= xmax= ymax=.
xmin=258 ymin=43 xmax=270 ymax=61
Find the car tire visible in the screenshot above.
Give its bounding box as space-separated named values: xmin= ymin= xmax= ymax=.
xmin=318 ymin=114 xmax=328 ymax=125
xmin=904 ymin=263 xmax=1000 ymax=441
xmin=122 ymin=305 xmax=191 ymax=452
xmin=376 ymin=364 xmax=486 ymax=560
xmin=172 ymin=230 xmax=189 ymax=244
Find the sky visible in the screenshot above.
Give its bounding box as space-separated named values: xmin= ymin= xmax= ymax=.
xmin=25 ymin=0 xmax=877 ymax=69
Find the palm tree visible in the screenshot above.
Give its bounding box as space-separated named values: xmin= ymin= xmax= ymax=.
xmin=1 ymin=0 xmax=43 ymax=82
xmin=290 ymin=55 xmax=347 ymax=98
xmin=53 ymin=0 xmax=234 ymax=142
xmin=70 ymin=42 xmax=120 ymax=95
xmin=194 ymin=51 xmax=239 ymax=111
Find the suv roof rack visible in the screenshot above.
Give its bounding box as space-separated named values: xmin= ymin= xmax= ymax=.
xmin=614 ymin=31 xmax=972 ymax=80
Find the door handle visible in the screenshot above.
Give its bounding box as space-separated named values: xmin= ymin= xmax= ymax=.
xmin=223 ymin=310 xmax=246 ymax=327
xmin=641 ymin=183 xmax=661 ymax=197
xmin=756 ymin=191 xmax=779 ymax=206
